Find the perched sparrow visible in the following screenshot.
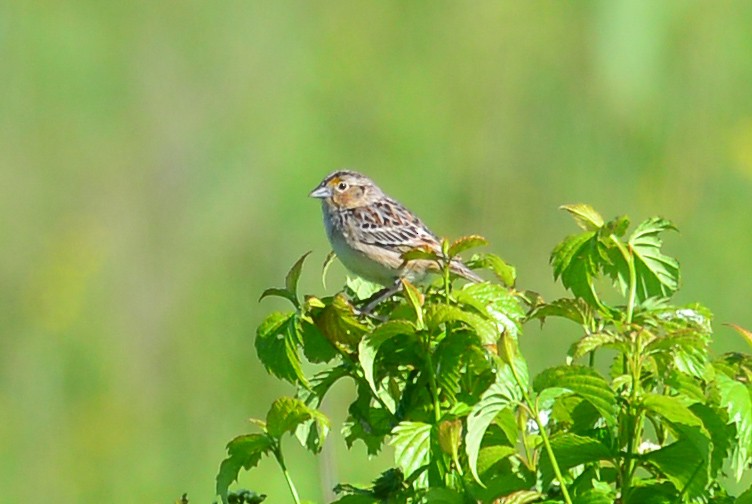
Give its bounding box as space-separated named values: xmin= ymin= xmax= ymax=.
xmin=309 ymin=170 xmax=482 ymax=287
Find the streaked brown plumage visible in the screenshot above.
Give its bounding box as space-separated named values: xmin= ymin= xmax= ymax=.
xmin=309 ymin=170 xmax=482 ymax=287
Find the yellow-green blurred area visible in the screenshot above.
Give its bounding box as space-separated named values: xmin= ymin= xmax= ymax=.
xmin=2 ymin=1 xmax=752 ymax=502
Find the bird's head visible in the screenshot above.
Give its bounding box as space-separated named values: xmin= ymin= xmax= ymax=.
xmin=309 ymin=170 xmax=384 ymax=209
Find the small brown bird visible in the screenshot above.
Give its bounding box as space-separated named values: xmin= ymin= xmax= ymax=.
xmin=309 ymin=170 xmax=482 ymax=288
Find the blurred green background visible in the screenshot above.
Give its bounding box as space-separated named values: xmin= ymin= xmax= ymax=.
xmin=2 ymin=1 xmax=752 ymax=502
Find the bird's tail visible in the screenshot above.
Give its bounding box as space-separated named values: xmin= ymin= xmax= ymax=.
xmin=449 ymin=259 xmax=483 ymax=283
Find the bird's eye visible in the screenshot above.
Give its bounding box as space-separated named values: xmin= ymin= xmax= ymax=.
xmin=337 ymin=182 xmax=348 ymax=191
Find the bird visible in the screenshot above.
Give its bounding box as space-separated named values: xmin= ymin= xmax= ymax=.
xmin=309 ymin=170 xmax=482 ymax=297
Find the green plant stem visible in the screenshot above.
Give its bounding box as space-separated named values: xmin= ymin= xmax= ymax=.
xmin=272 ymin=443 xmax=302 ymax=504
xmin=611 ymin=237 xmax=637 ymax=324
xmin=612 ymin=238 xmax=643 ymax=497
xmin=424 ymin=335 xmax=443 ymax=423
xmin=623 ymin=330 xmax=644 ymax=496
xmin=508 ymin=356 xmax=573 ymax=504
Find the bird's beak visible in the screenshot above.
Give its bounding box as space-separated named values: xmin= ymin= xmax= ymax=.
xmin=309 ymin=184 xmax=331 ymax=199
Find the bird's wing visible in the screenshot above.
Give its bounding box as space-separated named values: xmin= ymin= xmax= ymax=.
xmin=348 ymin=198 xmax=442 ymax=254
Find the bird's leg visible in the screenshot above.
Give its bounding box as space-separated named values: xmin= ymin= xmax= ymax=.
xmin=358 ymin=280 xmax=403 ymax=316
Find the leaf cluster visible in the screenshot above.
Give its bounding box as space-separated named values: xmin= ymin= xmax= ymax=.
xmin=215 ymin=205 xmax=752 ymax=504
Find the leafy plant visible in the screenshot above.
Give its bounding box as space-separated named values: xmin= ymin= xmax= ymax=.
xmin=216 ymin=204 xmax=752 ymax=503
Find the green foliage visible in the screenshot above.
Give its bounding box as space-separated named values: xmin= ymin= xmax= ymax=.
xmin=217 ymin=205 xmax=752 ymax=503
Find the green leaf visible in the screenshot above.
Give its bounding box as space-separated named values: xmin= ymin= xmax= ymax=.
xmin=322 ymin=250 xmax=336 ymax=289
xmin=258 ymin=287 xmax=298 ymax=307
xmin=475 ymin=445 xmax=517 ymax=477
xmin=426 ymin=304 xmax=498 ymax=346
xmin=738 ymin=485 xmax=752 ymax=504
xmin=295 ymin=408 xmax=330 ymax=453
xmin=343 ymin=382 xmax=394 ymax=455
xmin=572 ymin=488 xmax=614 ymax=504
xmin=255 ymin=312 xmax=308 ymax=387
xmin=418 ymin=488 xmax=465 ymax=503
xmin=456 ymin=282 xmax=525 ymax=339
xmin=330 ymin=495 xmax=378 ymax=504
xmin=628 ymin=217 xmax=680 ymax=302
xmin=644 ymin=439 xmax=709 ymax=498
xmin=307 ymin=366 xmax=350 ymax=406
xmin=448 ymin=235 xmax=488 ymax=257
xmin=437 ymin=419 xmax=463 ymax=464
xmin=266 ymin=396 xmax=313 ymax=438
xmin=286 ymin=251 xmax=312 ymax=299
xmin=569 ymin=332 xmax=622 ymax=361
xmin=401 ymin=279 xmax=425 ymax=329
xmin=299 ymin=320 xmax=338 ymax=363
xmin=466 ymin=252 xmax=517 ymax=286
xmin=216 ymin=434 xmax=273 ymax=503
xmin=389 ymin=421 xmax=433 ymax=483
xmin=358 ymin=320 xmax=416 ymax=404
xmin=691 ymin=403 xmax=732 ymax=478
xmin=466 ymin=367 xmax=523 ymax=484
xmin=533 ymin=366 xmax=617 ymax=427
xmin=401 ymin=247 xmax=441 ymax=263
xmin=641 ymin=393 xmax=706 ymax=431
xmin=345 ymin=276 xmax=383 ymax=301
xmin=434 ymin=331 xmax=478 ymax=402
xmin=539 ymin=433 xmax=613 ymax=488
xmin=311 ymin=294 xmax=368 ymax=347
xmin=715 ymin=372 xmax=752 ymax=480
xmin=528 ymin=297 xmax=594 ymax=327
xmin=622 ymin=481 xmax=679 ymax=504
xmin=550 ymin=231 xmax=600 ymax=307
xmin=560 ymin=204 xmax=605 ymax=231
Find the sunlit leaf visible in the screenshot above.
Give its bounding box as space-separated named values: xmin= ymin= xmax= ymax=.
xmin=322 ymin=250 xmax=337 ymax=289
xmin=389 ymin=421 xmax=433 ymax=485
xmin=401 ymin=279 xmax=425 ymax=329
xmin=258 ymin=287 xmax=297 ymax=307
xmin=528 ymin=297 xmax=594 ymax=327
xmin=358 ymin=320 xmax=416 ymax=404
xmin=538 ymin=433 xmax=613 ymax=487
xmin=286 ymin=251 xmax=312 ymax=300
xmin=255 ymin=312 xmax=308 ymax=387
xmin=311 ymin=294 xmax=369 ymax=347
xmin=437 ymin=419 xmax=463 ymax=471
xmin=448 ymin=235 xmax=488 ymax=258
xmin=560 ymin=203 xmax=605 ymax=231
xmin=345 ymin=276 xmax=383 ymax=301
xmin=266 ymin=396 xmax=313 ymax=438
xmin=295 ymin=407 xmax=330 ymax=453
xmin=628 ymin=217 xmax=680 ymax=302
xmin=475 ymin=445 xmax=517 ymax=478
xmin=216 ymin=434 xmax=273 ymax=503
xmin=434 ymin=331 xmax=478 ymax=402
xmin=456 ymin=282 xmax=525 ymax=339
xmin=569 ymin=332 xmax=622 ymax=361
xmin=466 ymin=252 xmax=517 ymax=287
xmin=714 ymin=371 xmax=752 ymax=480
xmin=550 ymin=231 xmax=600 ymax=307
xmin=426 ymin=304 xmax=498 ymax=346
xmin=401 ymin=247 xmax=441 ymax=263
xmin=466 ymin=366 xmax=523 ymax=484
xmin=533 ymin=366 xmax=617 ymax=427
